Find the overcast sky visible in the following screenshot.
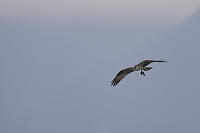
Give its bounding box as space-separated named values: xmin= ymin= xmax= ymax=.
xmin=1 ymin=1 xmax=200 ymax=133
xmin=1 ymin=0 xmax=200 ymax=21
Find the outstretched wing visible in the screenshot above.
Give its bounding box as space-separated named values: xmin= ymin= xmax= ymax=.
xmin=139 ymin=59 xmax=167 ymax=67
xmin=111 ymin=67 xmax=134 ymax=86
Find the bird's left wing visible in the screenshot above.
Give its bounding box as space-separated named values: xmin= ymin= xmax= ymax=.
xmin=111 ymin=67 xmax=135 ymax=86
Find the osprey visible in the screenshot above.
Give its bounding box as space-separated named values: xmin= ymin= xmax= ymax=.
xmin=111 ymin=59 xmax=167 ymax=86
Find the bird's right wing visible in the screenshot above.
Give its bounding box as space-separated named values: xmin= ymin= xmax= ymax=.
xmin=140 ymin=59 xmax=167 ymax=67
xmin=111 ymin=67 xmax=135 ymax=86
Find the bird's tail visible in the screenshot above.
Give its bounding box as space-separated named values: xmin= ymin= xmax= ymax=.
xmin=143 ymin=67 xmax=152 ymax=71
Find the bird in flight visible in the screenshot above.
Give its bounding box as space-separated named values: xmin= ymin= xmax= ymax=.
xmin=111 ymin=59 xmax=167 ymax=86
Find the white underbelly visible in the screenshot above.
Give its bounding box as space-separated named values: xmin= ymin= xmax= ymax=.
xmin=135 ymin=66 xmax=143 ymax=71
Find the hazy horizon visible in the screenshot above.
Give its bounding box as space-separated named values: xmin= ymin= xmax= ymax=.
xmin=1 ymin=0 xmax=200 ymax=22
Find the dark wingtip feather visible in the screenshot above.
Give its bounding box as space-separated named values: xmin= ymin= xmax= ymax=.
xmin=110 ymin=81 xmax=116 ymax=86
xmin=110 ymin=80 xmax=118 ymax=87
xmin=160 ymin=59 xmax=168 ymax=63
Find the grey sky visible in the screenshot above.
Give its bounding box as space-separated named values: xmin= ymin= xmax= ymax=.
xmin=1 ymin=2 xmax=200 ymax=133
xmin=1 ymin=0 xmax=200 ymax=21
